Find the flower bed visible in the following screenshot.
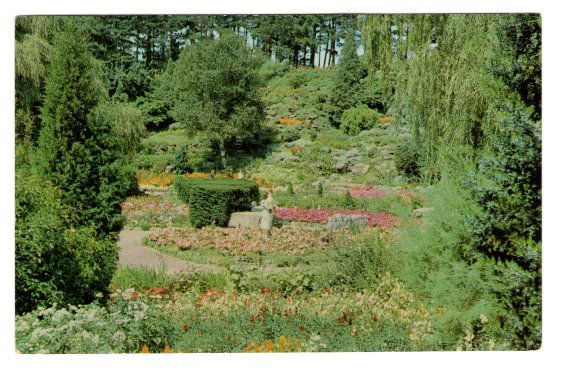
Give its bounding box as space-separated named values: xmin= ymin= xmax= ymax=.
xmin=274 ymin=208 xmax=398 ymax=228
xmin=279 ymin=117 xmax=303 ymax=125
xmin=349 ymin=185 xmax=421 ymax=202
xmin=121 ymin=195 xmax=189 ymax=228
xmin=349 ymin=185 xmax=387 ymax=198
xmin=137 ymin=172 xmax=274 ymax=189
xmin=145 ymin=227 xmax=337 ymax=256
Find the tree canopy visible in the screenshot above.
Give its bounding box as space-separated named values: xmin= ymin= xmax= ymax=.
xmin=172 ymin=33 xmax=265 ymax=169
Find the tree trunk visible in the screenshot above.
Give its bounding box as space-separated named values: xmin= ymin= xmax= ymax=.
xmin=219 ymin=138 xmax=227 ymax=169
xmin=323 ymin=36 xmax=329 ymax=68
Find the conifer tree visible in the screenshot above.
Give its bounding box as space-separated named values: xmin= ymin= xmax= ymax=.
xmin=36 ymin=22 xmax=135 ymax=235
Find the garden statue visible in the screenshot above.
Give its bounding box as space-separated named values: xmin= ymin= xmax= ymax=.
xmin=260 ymin=190 xmax=277 ymax=231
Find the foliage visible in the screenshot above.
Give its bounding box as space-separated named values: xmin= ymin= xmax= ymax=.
xmin=145 ymin=227 xmax=338 ymax=256
xmin=172 ymin=145 xmax=191 ymax=174
xmin=396 ymin=168 xmax=504 ymax=349
xmin=90 ymin=99 xmax=146 ymax=155
xmin=340 ymin=105 xmax=379 ymax=135
xmin=168 ymin=274 xmax=427 ymax=352
xmin=110 ymin=266 xmax=170 ymax=292
xmin=16 ymin=288 xmax=175 ymax=353
xmin=490 ymin=14 xmax=541 ymax=119
xmin=16 ymin=172 xmax=118 ymax=315
xmin=274 ymin=207 xmax=398 ymax=227
xmin=327 ymin=30 xmax=368 ymax=127
xmin=34 ymin=22 xmax=136 ymax=235
xmin=341 ymin=190 xmax=355 ymax=209
xmin=174 ymin=177 xmax=259 ymax=228
xmin=172 ymin=33 xmax=265 ymax=168
xmin=466 ymin=103 xmax=541 ymax=349
xmin=331 ymin=230 xmax=403 ymax=289
xmin=394 ymin=140 xmax=422 ymax=181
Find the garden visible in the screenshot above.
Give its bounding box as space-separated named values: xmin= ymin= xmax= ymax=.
xmin=15 ymin=14 xmax=541 ymax=354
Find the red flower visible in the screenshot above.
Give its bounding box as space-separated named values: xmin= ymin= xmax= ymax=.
xmin=182 ymin=324 xmax=189 ymax=332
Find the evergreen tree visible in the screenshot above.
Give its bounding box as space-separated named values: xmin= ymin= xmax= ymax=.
xmin=35 ymin=22 xmax=135 ymax=235
xmin=327 ymin=30 xmax=368 ymax=127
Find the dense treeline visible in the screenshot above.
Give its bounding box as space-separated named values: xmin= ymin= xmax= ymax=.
xmin=15 ymin=14 xmax=541 ymax=349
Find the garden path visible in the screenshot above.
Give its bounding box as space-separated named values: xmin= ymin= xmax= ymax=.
xmin=118 ymin=229 xmax=196 ymax=275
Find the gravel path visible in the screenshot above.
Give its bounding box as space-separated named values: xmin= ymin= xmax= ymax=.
xmin=118 ymin=229 xmax=196 ymax=275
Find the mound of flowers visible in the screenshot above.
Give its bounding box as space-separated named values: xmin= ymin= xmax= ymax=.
xmin=145 ymin=227 xmax=338 ymax=256
xmin=274 ymin=208 xmax=398 ymax=228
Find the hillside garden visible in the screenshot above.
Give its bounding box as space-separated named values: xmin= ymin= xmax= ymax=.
xmin=15 ymin=14 xmax=541 ymax=353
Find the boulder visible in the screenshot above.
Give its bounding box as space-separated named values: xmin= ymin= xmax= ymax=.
xmin=412 ymin=207 xmax=434 ymax=218
xmin=285 ymin=139 xmax=313 ymax=148
xmin=351 ymin=163 xmax=370 ymax=176
xmin=228 ymin=212 xmax=262 ymax=228
xmin=326 ymin=214 xmax=367 ymax=230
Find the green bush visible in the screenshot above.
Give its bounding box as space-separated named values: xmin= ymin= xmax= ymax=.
xmin=172 ymin=144 xmax=190 ymax=174
xmin=16 ymin=291 xmax=175 ymax=353
xmin=465 ymin=103 xmax=542 ymax=349
xmin=174 ymin=177 xmax=259 ymax=228
xmin=331 ymin=231 xmax=403 ymax=290
xmin=16 ymin=172 xmax=118 ymax=315
xmin=394 ymin=141 xmax=422 ymax=181
xmin=340 ymin=106 xmax=379 ymax=136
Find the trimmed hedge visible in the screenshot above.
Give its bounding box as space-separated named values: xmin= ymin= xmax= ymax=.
xmin=174 ymin=177 xmax=260 ymax=228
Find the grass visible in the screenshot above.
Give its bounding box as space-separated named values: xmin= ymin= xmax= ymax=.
xmin=110 ymin=265 xmax=170 ymax=291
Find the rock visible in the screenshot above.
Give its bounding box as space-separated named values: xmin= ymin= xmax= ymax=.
xmin=168 ymin=122 xmax=185 ymax=130
xmin=412 ymin=207 xmax=434 ymax=218
xmin=228 ymin=212 xmax=262 ymax=228
xmin=351 ymin=163 xmax=370 ymax=176
xmin=164 ymin=165 xmax=175 ymax=174
xmin=285 ymin=139 xmax=313 ymax=148
xmin=326 ymin=214 xmax=367 ymax=230
xmin=266 ymin=152 xmax=298 ymax=165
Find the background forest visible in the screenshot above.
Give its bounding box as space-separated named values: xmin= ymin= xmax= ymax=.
xmin=15 ymin=14 xmax=541 ymax=352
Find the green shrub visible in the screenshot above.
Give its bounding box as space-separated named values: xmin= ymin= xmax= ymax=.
xmin=16 ymin=291 xmax=175 ymax=353
xmin=110 ymin=266 xmax=169 ymax=291
xmin=465 ymin=103 xmax=542 ymax=349
xmin=278 ymin=126 xmax=301 ymax=143
xmin=169 ymin=271 xmax=230 ymax=293
xmin=394 ymin=141 xmax=421 ymax=181
xmin=331 ymin=231 xmax=403 ymax=290
xmin=16 ymin=172 xmax=118 ymax=315
xmin=172 ymin=144 xmax=190 ymax=174
xmin=340 ymin=106 xmax=379 ymax=136
xmin=174 ymin=177 xmax=259 ymax=228
xmin=341 ymin=190 xmax=355 ymax=209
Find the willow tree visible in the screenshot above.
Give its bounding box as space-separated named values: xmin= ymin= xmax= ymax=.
xmin=15 ymin=16 xmax=65 ymax=141
xmin=364 ymin=14 xmax=502 ymax=180
xmin=171 ymin=33 xmax=265 ymax=169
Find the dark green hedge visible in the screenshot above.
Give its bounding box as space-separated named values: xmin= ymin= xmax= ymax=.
xmin=174 ymin=177 xmax=259 ymax=228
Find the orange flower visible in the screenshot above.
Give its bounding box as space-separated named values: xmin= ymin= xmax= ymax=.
xmin=140 ymin=345 xmax=150 ymax=353
xmin=163 ymin=345 xmax=172 ymax=353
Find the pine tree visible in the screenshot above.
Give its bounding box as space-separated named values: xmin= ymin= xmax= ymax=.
xmin=327 ymin=29 xmax=368 ymax=127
